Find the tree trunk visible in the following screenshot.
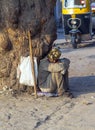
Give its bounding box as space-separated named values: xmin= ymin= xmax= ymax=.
xmin=0 ymin=0 xmax=56 ymax=90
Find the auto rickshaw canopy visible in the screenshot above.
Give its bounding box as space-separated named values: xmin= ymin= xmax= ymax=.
xmin=62 ymin=0 xmax=91 ymax=14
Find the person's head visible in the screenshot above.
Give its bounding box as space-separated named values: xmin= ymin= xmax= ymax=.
xmin=47 ymin=48 xmax=61 ymax=63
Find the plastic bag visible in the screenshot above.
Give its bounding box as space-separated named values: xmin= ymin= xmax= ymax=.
xmin=17 ymin=56 xmax=38 ymax=86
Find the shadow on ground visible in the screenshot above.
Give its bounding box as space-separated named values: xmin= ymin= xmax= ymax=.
xmin=69 ymin=75 xmax=95 ymax=97
xmin=78 ymin=40 xmax=95 ymax=48
xmin=54 ymin=38 xmax=95 ymax=54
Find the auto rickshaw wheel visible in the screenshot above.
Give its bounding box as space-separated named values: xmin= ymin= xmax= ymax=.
xmin=71 ymin=36 xmax=77 ymax=49
xmin=72 ymin=43 xmax=77 ymax=49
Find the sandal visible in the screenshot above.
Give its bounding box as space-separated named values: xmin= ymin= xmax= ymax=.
xmin=64 ymin=92 xmax=74 ymax=98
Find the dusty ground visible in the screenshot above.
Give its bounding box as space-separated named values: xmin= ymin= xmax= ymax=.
xmin=0 ymin=38 xmax=95 ymax=130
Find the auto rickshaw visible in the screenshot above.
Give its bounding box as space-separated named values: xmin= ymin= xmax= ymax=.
xmin=61 ymin=0 xmax=92 ymax=48
xmin=91 ymin=1 xmax=95 ymax=32
xmin=91 ymin=1 xmax=95 ymax=14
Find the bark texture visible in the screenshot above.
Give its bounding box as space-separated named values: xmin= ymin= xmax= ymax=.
xmin=0 ymin=0 xmax=56 ymax=90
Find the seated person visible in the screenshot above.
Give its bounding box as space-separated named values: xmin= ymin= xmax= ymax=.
xmin=38 ymin=48 xmax=73 ymax=98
